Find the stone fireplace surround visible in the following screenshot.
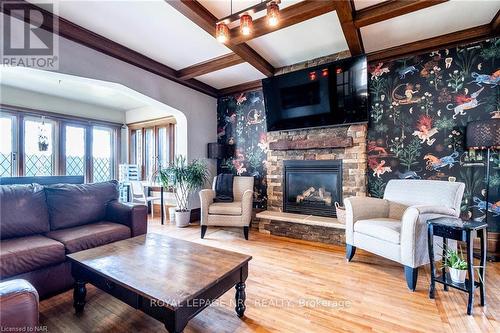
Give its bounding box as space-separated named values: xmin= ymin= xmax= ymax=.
xmin=254 ymin=124 xmax=367 ymax=245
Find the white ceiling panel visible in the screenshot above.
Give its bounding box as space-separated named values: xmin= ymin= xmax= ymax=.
xmin=361 ymin=0 xmax=500 ymax=53
xmin=353 ymin=0 xmax=388 ymax=10
xmin=31 ymin=0 xmax=231 ymax=70
xmin=196 ymin=63 xmax=266 ymax=89
xmin=246 ymin=12 xmax=348 ymax=68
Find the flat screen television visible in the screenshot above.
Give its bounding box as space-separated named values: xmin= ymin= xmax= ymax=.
xmin=263 ymin=55 xmax=368 ymax=132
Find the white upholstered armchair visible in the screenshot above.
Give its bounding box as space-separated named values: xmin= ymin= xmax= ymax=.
xmin=199 ymin=176 xmax=254 ymax=240
xmin=345 ymin=179 xmax=465 ymax=291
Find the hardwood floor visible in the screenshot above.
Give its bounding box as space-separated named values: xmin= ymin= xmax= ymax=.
xmin=40 ymin=218 xmax=500 ymax=332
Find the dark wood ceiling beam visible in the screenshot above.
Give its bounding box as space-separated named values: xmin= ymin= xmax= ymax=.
xmin=230 ymin=0 xmax=337 ymax=45
xmin=167 ymin=0 xmax=274 ymax=77
xmin=367 ymin=24 xmax=493 ymax=62
xmin=1 ymin=0 xmax=218 ymax=97
xmin=176 ymin=53 xmax=244 ymax=80
xmin=492 ymin=9 xmax=500 ymax=34
xmin=335 ymin=1 xmax=364 ymax=56
xmin=355 ymin=0 xmax=448 ymax=28
xmin=218 ymin=80 xmax=262 ymax=97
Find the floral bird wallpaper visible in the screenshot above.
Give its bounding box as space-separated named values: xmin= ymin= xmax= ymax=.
xmin=217 ymin=90 xmax=268 ymax=209
xmin=216 ymin=38 xmax=499 ymax=229
xmin=367 ymin=38 xmax=499 ymax=230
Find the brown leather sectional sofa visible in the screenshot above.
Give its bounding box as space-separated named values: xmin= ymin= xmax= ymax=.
xmin=0 ymin=180 xmax=148 ymax=299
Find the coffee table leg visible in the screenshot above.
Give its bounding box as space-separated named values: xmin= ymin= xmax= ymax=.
xmin=73 ymin=280 xmax=87 ymax=314
xmin=164 ymin=321 xmax=186 ymax=333
xmin=235 ymin=282 xmax=246 ymax=318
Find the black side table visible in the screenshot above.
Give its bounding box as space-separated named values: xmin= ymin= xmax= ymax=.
xmin=427 ymin=217 xmax=487 ymax=315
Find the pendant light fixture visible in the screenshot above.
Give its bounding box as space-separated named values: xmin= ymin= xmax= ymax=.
xmin=214 ymin=0 xmax=280 ymax=43
xmin=216 ymin=23 xmax=229 ymax=43
xmin=240 ymin=13 xmax=253 ymax=36
xmin=267 ymin=1 xmax=280 ymax=27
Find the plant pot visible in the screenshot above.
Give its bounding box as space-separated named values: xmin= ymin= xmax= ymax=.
xmin=449 ymin=267 xmax=467 ymax=284
xmin=175 ymin=210 xmax=191 ymax=228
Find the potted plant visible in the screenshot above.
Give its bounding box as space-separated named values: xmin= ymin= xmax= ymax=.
xmin=159 ymin=156 xmax=209 ymax=228
xmin=442 ymin=246 xmax=468 ymax=284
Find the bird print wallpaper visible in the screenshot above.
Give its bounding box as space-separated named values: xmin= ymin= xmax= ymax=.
xmin=217 ymin=90 xmax=268 ymax=209
xmin=216 ymin=38 xmax=499 ymax=230
xmin=367 ymin=38 xmax=499 ymax=230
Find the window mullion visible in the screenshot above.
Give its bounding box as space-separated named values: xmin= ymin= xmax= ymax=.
xmin=86 ymin=125 xmax=92 ymax=182
xmin=58 ymin=120 xmax=65 ymax=175
xmin=17 ymin=114 xmax=24 ymax=176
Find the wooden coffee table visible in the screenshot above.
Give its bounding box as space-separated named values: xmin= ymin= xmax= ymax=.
xmin=67 ymin=233 xmax=252 ymax=333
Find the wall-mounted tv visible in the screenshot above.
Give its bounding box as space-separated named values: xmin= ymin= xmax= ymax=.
xmin=263 ymin=55 xmax=368 ymax=132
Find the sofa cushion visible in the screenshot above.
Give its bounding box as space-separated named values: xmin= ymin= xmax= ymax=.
xmin=0 ymin=184 xmax=50 ymax=240
xmin=208 ymin=202 xmax=242 ymax=216
xmin=0 ymin=235 xmax=65 ymax=278
xmin=354 ymin=218 xmax=401 ymax=244
xmin=45 ymin=221 xmax=130 ymax=253
xmin=45 ymin=181 xmax=118 ymax=230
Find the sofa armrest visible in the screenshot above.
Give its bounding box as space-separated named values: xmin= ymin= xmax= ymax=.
xmin=241 ymin=189 xmax=254 ymax=226
xmin=199 ymin=189 xmax=215 ymax=226
xmin=0 ymin=279 xmax=39 ymax=330
xmin=344 ymin=197 xmax=390 ymax=245
xmin=400 ymin=205 xmax=458 ymax=267
xmin=106 ymin=200 xmax=148 ymax=237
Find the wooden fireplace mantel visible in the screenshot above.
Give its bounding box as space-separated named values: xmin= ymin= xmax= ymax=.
xmin=268 ymin=137 xmax=353 ymax=150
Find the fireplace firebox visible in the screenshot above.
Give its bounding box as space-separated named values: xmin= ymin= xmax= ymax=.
xmin=283 ymin=160 xmax=342 ymax=217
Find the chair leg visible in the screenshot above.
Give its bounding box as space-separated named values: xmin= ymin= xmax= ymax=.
xmin=243 ymin=226 xmax=249 ymax=240
xmin=346 ymin=245 xmax=356 ymax=262
xmin=201 ymin=225 xmax=207 ymax=239
xmin=150 ymin=202 xmax=154 ymax=218
xmin=404 ymin=266 xmax=418 ymax=291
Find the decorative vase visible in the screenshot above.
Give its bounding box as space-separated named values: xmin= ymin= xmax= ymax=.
xmin=449 ymin=267 xmax=467 ymax=284
xmin=175 ymin=210 xmax=191 ymax=228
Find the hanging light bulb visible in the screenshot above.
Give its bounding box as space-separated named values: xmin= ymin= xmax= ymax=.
xmin=267 ymin=1 xmax=280 ymax=27
xmin=215 ymin=23 xmax=229 ymax=43
xmin=240 ymin=13 xmax=253 ymax=36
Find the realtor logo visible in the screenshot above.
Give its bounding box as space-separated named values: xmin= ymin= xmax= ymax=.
xmin=1 ymin=1 xmax=59 ymax=69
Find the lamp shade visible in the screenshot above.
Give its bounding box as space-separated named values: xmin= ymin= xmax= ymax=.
xmin=207 ymin=143 xmax=234 ymax=159
xmin=466 ymin=119 xmax=500 ymax=149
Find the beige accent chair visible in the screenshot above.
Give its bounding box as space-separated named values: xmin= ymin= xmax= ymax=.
xmin=344 ymin=179 xmax=465 ymax=291
xmin=199 ymin=176 xmax=254 ymax=239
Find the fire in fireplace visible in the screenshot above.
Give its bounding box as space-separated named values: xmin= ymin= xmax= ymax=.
xmin=283 ymin=160 xmax=342 ymax=217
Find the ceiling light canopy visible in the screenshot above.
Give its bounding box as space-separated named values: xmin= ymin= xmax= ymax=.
xmin=215 ymin=0 xmax=280 ymax=43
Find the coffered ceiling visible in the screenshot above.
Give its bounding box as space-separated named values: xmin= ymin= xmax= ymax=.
xmin=13 ymin=0 xmax=500 ymax=97
xmin=361 ymin=0 xmax=499 ymax=53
